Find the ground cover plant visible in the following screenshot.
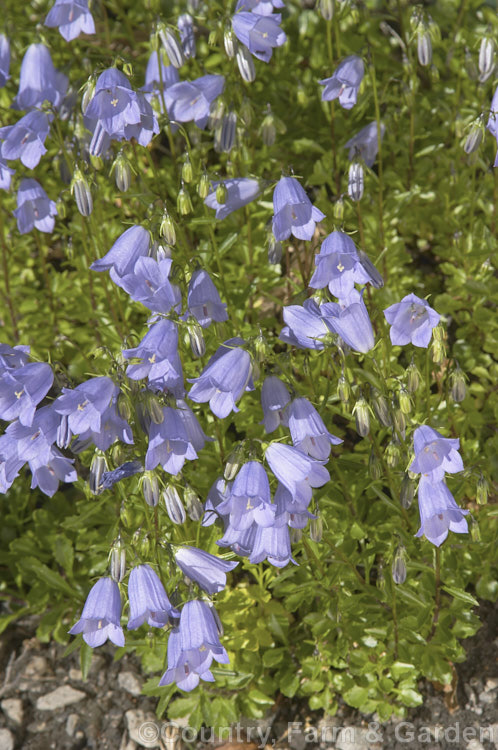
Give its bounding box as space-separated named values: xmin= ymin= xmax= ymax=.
xmin=0 ymin=0 xmax=497 ymax=730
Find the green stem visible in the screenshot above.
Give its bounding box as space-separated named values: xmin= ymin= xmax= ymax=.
xmin=0 ymin=209 xmax=19 ymax=341
xmin=369 ymin=54 xmax=386 ymax=269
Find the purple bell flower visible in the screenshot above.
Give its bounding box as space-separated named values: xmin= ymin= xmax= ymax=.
xmin=44 ymin=0 xmax=95 ymax=42
xmin=13 ymin=44 xmax=68 ymax=111
xmin=188 ymin=342 xmax=253 ymax=419
xmin=118 ymin=257 xmax=181 ymax=314
xmin=232 ymin=12 xmax=286 ymax=62
xmin=13 ymin=178 xmax=57 ymax=234
xmin=69 ymin=577 xmax=125 ymax=648
xmin=319 ymin=55 xmax=364 ymax=110
xmin=217 ymin=461 xmax=275 ymax=530
xmin=272 ymin=176 xmax=325 ymax=242
xmin=0 ymin=35 xmax=10 ymax=88
xmin=250 ymin=523 xmax=296 ymax=567
xmin=90 ymin=225 xmax=151 ymax=285
xmin=184 ymin=269 xmax=228 ymax=328
xmin=409 ymin=425 xmax=463 ymax=484
xmin=159 ymin=628 xmax=213 ymax=691
xmin=204 ymin=178 xmax=260 ymax=219
xmin=54 ymin=376 xmax=119 ymax=436
xmin=0 ymin=111 xmax=52 ymax=169
xmin=29 ymin=446 xmax=77 ymax=497
xmin=178 ymin=13 xmax=196 ymax=58
xmin=309 ymin=231 xmax=374 ymax=298
xmin=5 ymin=404 xmax=59 ymax=464
xmin=165 ymin=74 xmax=225 ymax=129
xmin=0 ymin=157 xmax=15 ymax=191
xmin=0 ymin=344 xmax=30 ymax=375
xmin=74 ymin=400 xmax=133 ymax=452
xmin=217 ymin=522 xmax=257 ymax=557
xmin=174 ymin=546 xmax=238 ymax=594
xmin=487 ymin=85 xmax=498 ymax=166
xmin=0 ymin=362 xmax=54 ymax=426
xmin=415 ymin=477 xmax=468 ymax=547
xmin=122 ymin=319 xmax=184 ymax=397
xmin=176 ymin=399 xmax=212 ymax=452
xmin=260 ymin=375 xmax=290 ymax=433
xmin=127 ymin=564 xmax=179 ymax=630
xmin=0 ymin=435 xmax=25 ymax=493
xmin=236 ymin=0 xmax=285 ymax=14
xmin=280 ymin=298 xmax=329 ymax=350
xmin=321 ymin=289 xmax=375 ymax=354
xmin=345 ymin=121 xmax=385 ymax=168
xmin=275 ymin=482 xmax=316 ymax=529
xmin=384 ymin=293 xmax=440 ymax=348
xmin=288 ymin=397 xmax=342 ymax=460
xmin=266 ymin=442 xmax=329 ymax=505
xmin=98 ymin=460 xmax=143 ymax=491
xmin=145 ymin=406 xmax=198 ymax=474
xmin=203 ymin=477 xmax=231 ymax=527
xmin=142 ymin=52 xmax=179 ymax=119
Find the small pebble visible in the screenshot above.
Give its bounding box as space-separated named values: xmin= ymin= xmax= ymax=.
xmin=36 ymin=685 xmax=86 ymax=711
xmin=0 ymin=728 xmax=14 ymax=750
xmin=1 ymin=697 xmax=23 ymax=725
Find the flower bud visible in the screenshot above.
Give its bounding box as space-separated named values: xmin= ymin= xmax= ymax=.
xmin=385 ymin=441 xmax=400 ymax=468
xmin=208 ymin=29 xmax=218 ymax=47
xmin=240 ymin=97 xmax=253 ymax=126
xmin=406 ymin=363 xmax=420 ymax=394
xmin=398 ymin=387 xmax=411 ymax=415
xmin=224 ymin=443 xmax=244 ymax=481
xmin=268 ymin=235 xmax=282 ymax=264
xmin=159 ymin=26 xmax=185 ymax=68
xmin=348 ymin=162 xmax=364 ymax=202
xmin=208 ymin=601 xmax=224 ymax=636
xmin=253 ymin=332 xmax=266 ymax=363
xmin=476 ymin=475 xmax=488 ymax=505
xmin=290 ymin=528 xmax=302 ymax=544
xmin=71 ymin=168 xmax=93 ymax=217
xmin=337 ymin=375 xmax=350 ymax=403
xmin=470 ymin=516 xmax=481 ymax=543
xmin=392 ymin=547 xmax=407 ymax=584
xmin=309 ymin=515 xmax=323 ymax=543
xmin=400 ymin=472 xmax=415 ymax=509
xmin=208 ymin=99 xmax=225 ymax=130
xmin=369 ymin=449 xmax=382 ymax=480
xmin=163 ymin=486 xmax=186 ymax=524
xmin=417 ymin=30 xmax=432 ymax=66
xmin=236 ymin=44 xmax=256 ymax=83
xmin=393 ymin=408 xmax=406 ymax=441
xmin=372 ymin=389 xmax=391 ymax=427
xmin=215 ymin=112 xmax=237 ymax=153
xmin=81 ymin=77 xmax=96 ymax=114
xmin=110 ymin=443 xmax=124 ymax=467
xmin=56 ymin=196 xmax=67 ymax=220
xmin=117 ymin=392 xmax=131 ymax=421
xmin=216 ymin=182 xmax=228 ymax=204
xmin=188 ymin=321 xmax=206 ymax=358
xmin=353 ymin=397 xmax=370 ymax=437
xmin=181 ymin=156 xmax=193 ymax=184
xmin=432 ymin=338 xmax=445 ymax=364
xmin=261 ymin=110 xmax=276 ymax=147
xmin=142 ymin=474 xmax=160 ymax=507
xmin=177 ymin=186 xmax=193 ymax=215
xmin=197 ymin=172 xmax=211 ymax=199
xmin=224 ymin=26 xmax=236 ymax=58
xmin=478 ymin=37 xmax=495 ymax=82
xmin=185 ymin=486 xmax=204 ymax=521
xmin=89 ymin=454 xmax=107 ymax=494
xmin=110 ymin=539 xmax=126 ymax=583
xmin=149 ymin=395 xmax=165 ymax=425
xmin=319 ymin=0 xmax=334 ymax=21
xmin=450 ymin=367 xmax=466 ymax=403
xmin=334 ymin=197 xmax=344 ymax=221
xmin=464 ymin=119 xmax=484 ymax=155
xmin=136 ymin=400 xmax=151 ymax=435
xmin=112 ymin=151 xmax=132 ymax=192
xmin=160 ymin=210 xmax=176 ymax=246
xmin=57 ymin=414 xmax=71 ymax=449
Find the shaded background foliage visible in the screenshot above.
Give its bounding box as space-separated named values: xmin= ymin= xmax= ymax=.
xmin=0 ymin=0 xmax=497 ymax=727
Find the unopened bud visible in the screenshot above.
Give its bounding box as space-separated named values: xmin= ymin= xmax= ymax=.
xmin=393 ymin=408 xmax=406 ymax=441
xmin=254 ymin=332 xmax=266 ymax=363
xmin=261 ymin=111 xmax=276 ymax=147
xmin=188 ymin=320 xmax=206 ymax=358
xmin=117 ymin=392 xmax=131 ymax=421
xmin=470 ymin=516 xmax=481 ymax=542
xmin=56 ymin=196 xmax=66 ymax=220
xmin=224 ymin=443 xmax=244 ymax=481
xmin=224 ymin=26 xmax=236 ymax=58
xmin=197 ymin=172 xmax=211 ymax=199
xmin=81 ymin=77 xmax=96 ymax=114
xmin=417 ymin=31 xmax=432 ymax=66
xmin=309 ymin=515 xmax=323 ymax=543
xmin=476 ymin=475 xmax=488 ymax=505
xmin=216 ymin=182 xmax=228 ymax=204
xmin=208 ymin=99 xmax=225 ymax=130
xmin=464 ymin=119 xmax=484 ymax=155
xmin=71 ymin=168 xmax=93 ymax=217
xmin=208 ymin=601 xmax=224 ymax=636
xmin=163 ymin=486 xmax=186 ymax=524
xmin=142 ymin=474 xmax=160 ymax=507
xmin=89 ymin=454 xmax=107 ymax=494
xmin=215 ymin=112 xmax=237 ymax=153
xmin=177 ymin=186 xmax=193 ymax=215
xmin=159 ymin=26 xmax=185 ymax=68
xmin=338 ymin=375 xmax=350 ymax=403
xmin=334 ymin=197 xmax=344 ymax=221
xmin=399 ymin=387 xmax=411 ymax=414
xmin=268 ymin=235 xmax=282 ymax=264
xmin=406 ymin=363 xmax=420 ymax=394
xmin=385 ymin=441 xmax=400 ymax=468
xmin=348 ymin=162 xmax=364 ymax=202
xmin=319 ymin=0 xmax=334 ymax=21
xmin=372 ymin=389 xmax=391 ymax=427
xmin=432 ymin=338 xmax=446 ymax=364
xmin=354 ymin=397 xmax=370 ymax=437
xmin=369 ymin=449 xmax=382 ymax=480
xmin=160 ymin=210 xmax=176 ymax=245
xmin=182 ymin=156 xmax=193 ymax=183
xmin=290 ymin=527 xmax=302 ymax=544
xmin=110 ymin=540 xmax=126 ymax=582
xmin=400 ymin=472 xmax=415 ymax=509
xmin=240 ymin=97 xmax=253 ymax=126
xmin=450 ymin=367 xmax=466 ymax=403
xmin=112 ymin=151 xmax=132 ymax=192
xmin=185 ymin=486 xmax=204 ymax=521
xmin=479 ymin=37 xmax=495 ymax=82
xmin=236 ymin=44 xmax=256 ymax=83
xmin=392 ymin=547 xmax=407 ymax=584
xmin=149 ymin=395 xmax=165 ymax=425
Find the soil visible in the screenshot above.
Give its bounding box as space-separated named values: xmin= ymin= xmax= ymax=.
xmin=0 ymin=601 xmax=496 ymax=750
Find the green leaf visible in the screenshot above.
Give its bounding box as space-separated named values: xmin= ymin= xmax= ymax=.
xmin=442 ymin=585 xmax=479 ymax=607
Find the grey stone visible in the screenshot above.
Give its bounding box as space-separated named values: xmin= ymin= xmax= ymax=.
xmin=0 ymin=728 xmax=14 ymax=750
xmin=66 ymin=712 xmax=79 ymax=737
xmin=36 ymin=685 xmax=86 ymax=711
xmin=125 ymin=709 xmax=161 ymax=748
xmin=118 ymin=671 xmax=142 ymax=696
xmin=335 ymin=727 xmax=370 ymax=750
xmin=466 ymin=740 xmax=485 ymax=750
xmin=1 ymin=697 xmax=23 ymax=725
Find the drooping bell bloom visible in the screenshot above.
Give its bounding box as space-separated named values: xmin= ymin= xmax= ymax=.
xmin=69 ymin=577 xmax=125 ymax=647
xmin=0 ymin=157 xmax=15 ymax=191
xmin=0 ymin=111 xmax=52 ymax=169
xmin=184 ymin=269 xmax=228 ymax=328
xmin=165 ymin=74 xmax=225 ymax=129
xmin=415 ymin=477 xmax=468 ymax=547
xmin=145 ymin=406 xmax=198 ymax=475
xmin=188 ymin=342 xmax=253 ymax=419
xmin=486 ymin=85 xmax=498 ymax=167
xmin=249 ymin=523 xmax=296 ymax=567
xmin=345 ymin=121 xmax=385 ymax=168
xmin=409 ymin=425 xmax=463 ymax=484
xmin=54 ymin=376 xmax=119 ymax=436
xmin=13 ymin=44 xmax=68 ymax=110
xmin=384 ymin=293 xmax=440 ymax=348
xmin=98 ymin=460 xmax=143 ymax=492
xmin=0 ymin=344 xmax=30 ymax=375
xmin=204 ymin=178 xmax=260 ymax=219
xmin=321 ymin=290 xmax=375 ymax=354
xmin=287 ymin=397 xmax=342 ymax=460
xmin=319 ymin=55 xmax=364 ymax=110
xmin=0 ymin=35 xmax=10 ymax=88
xmin=178 ymin=13 xmax=196 ymax=58
xmin=217 ymin=461 xmax=275 ymax=530
xmin=232 ymin=12 xmax=286 ymax=62
xmin=44 ymin=0 xmax=95 ymax=42
xmin=29 ymin=446 xmax=77 ymax=497
xmin=122 ymin=319 xmax=184 ymax=397
xmin=265 ymin=442 xmax=329 ymax=505
xmin=260 ymin=376 xmax=290 ymax=433
xmin=13 ymin=178 xmax=57 ymax=234
xmin=142 ymin=52 xmax=179 ymax=119
xmin=236 ymin=0 xmax=285 ymax=13
xmin=127 ymin=564 xmax=179 ymax=629
xmin=280 ymin=299 xmax=330 ymax=350
xmin=0 ymin=362 xmax=54 ymax=426
xmin=174 ymin=546 xmax=238 ymax=594
xmin=118 ymin=257 xmax=181 ymax=314
xmin=272 ymin=176 xmax=325 ymax=242
xmin=309 ymin=231 xmax=374 ymax=299
xmin=90 ymin=225 xmax=151 ymax=285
